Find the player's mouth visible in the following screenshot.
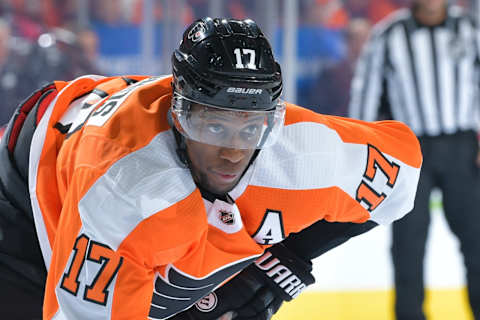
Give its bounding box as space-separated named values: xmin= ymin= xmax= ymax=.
xmin=211 ymin=170 xmax=239 ymax=183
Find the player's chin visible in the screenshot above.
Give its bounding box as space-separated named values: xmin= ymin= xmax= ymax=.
xmin=207 ymin=181 xmax=237 ymax=195
xmin=205 ymin=175 xmax=239 ymax=194
xmin=206 ymin=182 xmax=237 ymax=195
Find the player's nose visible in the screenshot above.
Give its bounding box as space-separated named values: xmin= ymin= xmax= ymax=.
xmin=219 ymin=147 xmax=245 ymax=163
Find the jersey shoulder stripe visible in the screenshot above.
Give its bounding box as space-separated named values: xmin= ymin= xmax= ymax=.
xmin=284 ymin=103 xmax=421 ymax=168
xmin=31 ymin=75 xmax=112 ymax=269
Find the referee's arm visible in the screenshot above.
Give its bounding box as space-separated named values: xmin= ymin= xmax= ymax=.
xmin=348 ymin=27 xmax=387 ymax=121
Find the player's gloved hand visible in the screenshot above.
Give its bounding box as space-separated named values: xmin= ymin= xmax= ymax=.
xmin=169 ymin=242 xmax=315 ymax=320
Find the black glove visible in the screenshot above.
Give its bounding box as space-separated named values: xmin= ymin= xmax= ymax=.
xmin=169 ymin=242 xmax=315 ymax=320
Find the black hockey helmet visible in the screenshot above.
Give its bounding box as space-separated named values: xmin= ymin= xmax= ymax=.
xmin=171 ymin=17 xmax=285 ymax=150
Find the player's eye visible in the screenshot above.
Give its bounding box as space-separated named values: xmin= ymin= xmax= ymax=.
xmin=206 ymin=123 xmax=225 ymax=135
xmin=240 ymin=124 xmax=260 ymax=141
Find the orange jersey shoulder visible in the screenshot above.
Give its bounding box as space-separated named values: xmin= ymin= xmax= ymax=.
xmin=234 ymin=102 xmax=422 ymax=243
xmin=284 ymin=103 xmax=421 ymax=168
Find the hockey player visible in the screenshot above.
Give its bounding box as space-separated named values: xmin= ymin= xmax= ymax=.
xmin=0 ymin=17 xmax=422 ymax=319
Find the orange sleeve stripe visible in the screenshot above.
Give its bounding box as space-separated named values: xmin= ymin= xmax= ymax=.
xmin=237 ymin=185 xmax=371 ymax=237
xmin=116 ymin=189 xmax=207 ymax=269
xmin=111 ymin=258 xmax=153 ymax=320
xmin=38 ymin=76 xmax=145 ymax=278
xmin=171 ymin=227 xmax=264 ymax=279
xmin=94 ymin=75 xmax=149 ymax=94
xmin=37 ymin=77 xmax=112 ymax=248
xmin=284 ymin=103 xmax=422 ymax=169
xmin=80 ymin=79 xmax=173 ymax=158
xmin=43 ymin=196 xmax=83 ymax=319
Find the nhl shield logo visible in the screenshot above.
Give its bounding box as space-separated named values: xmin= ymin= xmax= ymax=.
xmin=187 ymin=21 xmax=206 ymax=43
xmin=219 ymin=210 xmax=235 ymax=225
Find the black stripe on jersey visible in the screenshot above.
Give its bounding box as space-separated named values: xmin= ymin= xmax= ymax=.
xmin=429 ymin=27 xmax=444 ymax=130
xmin=121 ymin=77 xmax=138 ymax=85
xmin=380 ymin=27 xmax=396 ymax=121
xmin=92 ymin=88 xmax=109 ymax=98
xmin=65 ymin=105 xmax=97 ymax=140
xmin=453 ymin=16 xmax=461 ymax=127
xmin=402 ymin=19 xmax=427 ymax=133
xmin=81 ymin=102 xmax=93 ymax=110
xmin=359 ymin=43 xmax=376 ymax=121
xmin=467 ymin=14 xmax=480 ymax=66
xmin=391 ymin=69 xmax=409 ymax=124
xmin=463 ymin=15 xmax=480 ymax=129
xmin=70 ymin=90 xmax=93 ymax=103
xmin=54 ymin=122 xmax=72 ymax=134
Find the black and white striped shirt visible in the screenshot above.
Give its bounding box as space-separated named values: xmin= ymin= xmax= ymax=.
xmin=349 ymin=6 xmax=480 ymax=137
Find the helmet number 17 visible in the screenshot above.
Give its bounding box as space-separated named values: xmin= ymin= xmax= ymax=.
xmin=234 ymin=48 xmax=257 ymax=70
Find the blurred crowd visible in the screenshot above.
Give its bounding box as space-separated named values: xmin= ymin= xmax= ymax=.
xmin=0 ymin=0 xmax=473 ymax=127
xmin=0 ymin=0 xmax=102 ymax=127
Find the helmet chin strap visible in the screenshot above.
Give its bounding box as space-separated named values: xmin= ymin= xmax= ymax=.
xmin=167 ymin=107 xmax=189 ymax=167
xmin=172 ymin=126 xmax=189 ymax=167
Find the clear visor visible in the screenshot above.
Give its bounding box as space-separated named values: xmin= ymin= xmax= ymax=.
xmin=171 ymin=93 xmax=285 ymax=150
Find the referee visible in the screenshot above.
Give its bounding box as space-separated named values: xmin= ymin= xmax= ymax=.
xmin=349 ymin=1 xmax=480 ymax=319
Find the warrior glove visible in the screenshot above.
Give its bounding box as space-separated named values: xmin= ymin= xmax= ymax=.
xmin=170 ymin=242 xmax=315 ymax=320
